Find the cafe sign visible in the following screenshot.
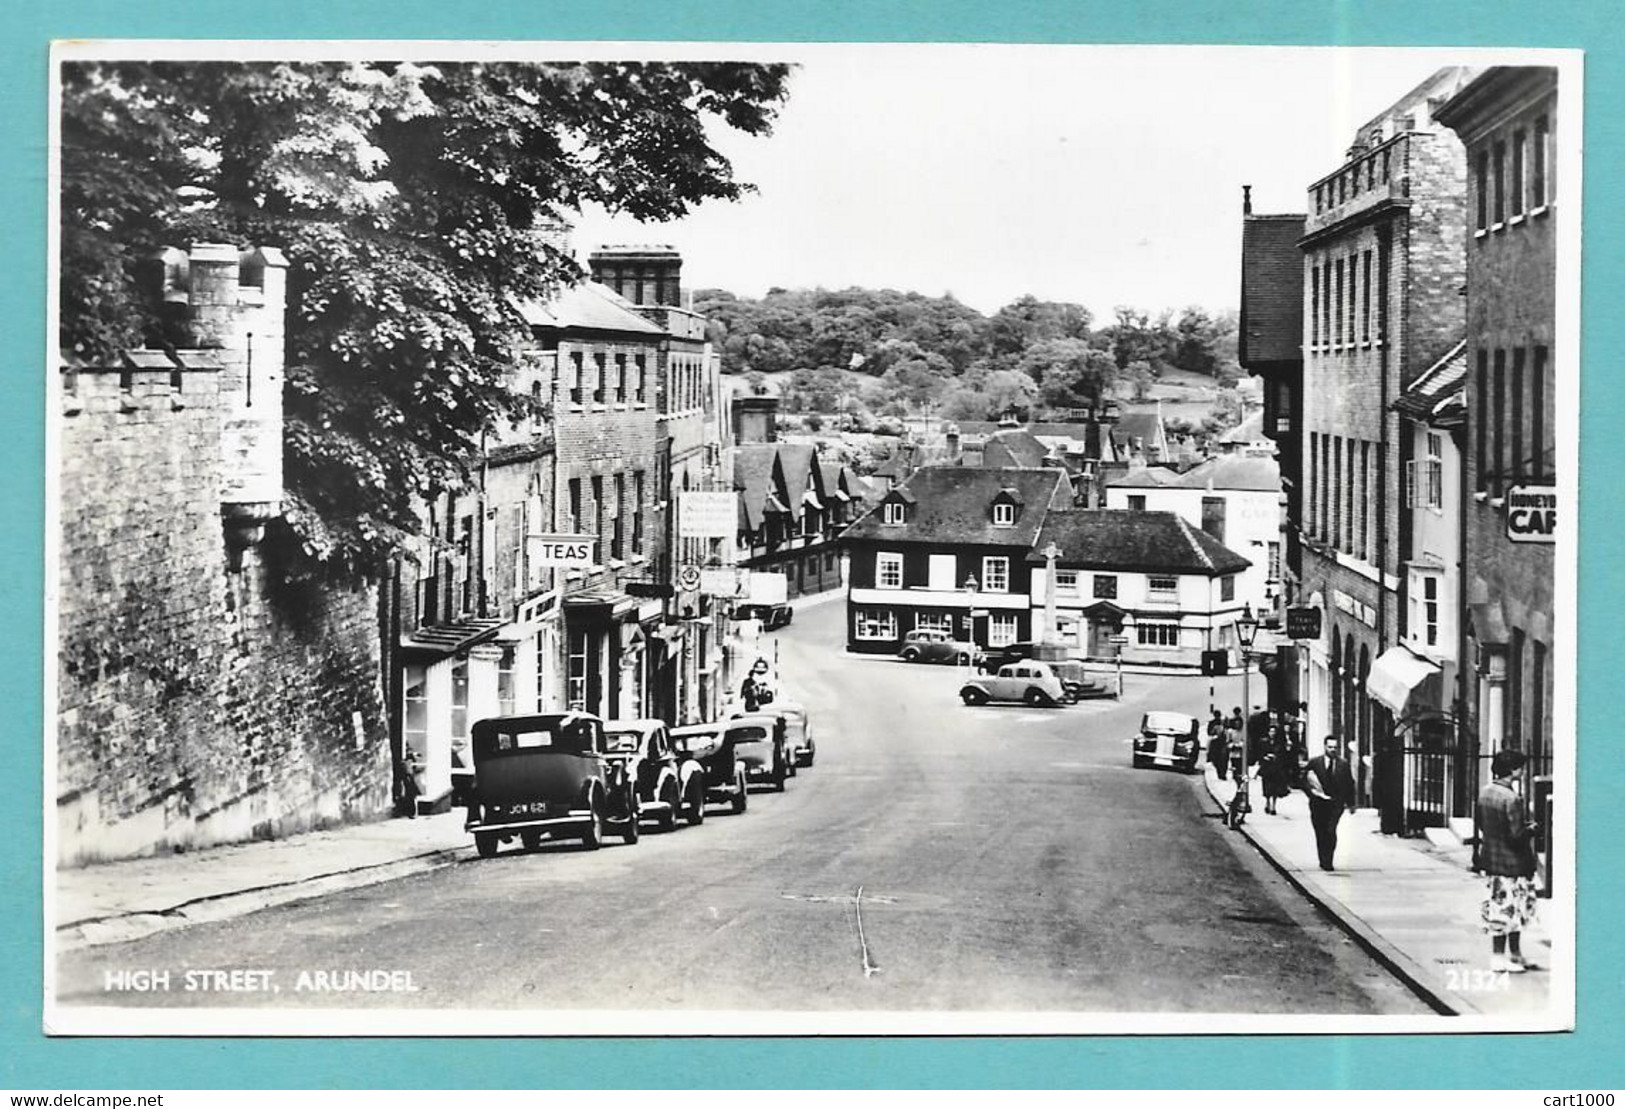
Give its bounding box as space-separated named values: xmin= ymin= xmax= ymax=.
xmin=1506 ymin=485 xmax=1557 ymax=544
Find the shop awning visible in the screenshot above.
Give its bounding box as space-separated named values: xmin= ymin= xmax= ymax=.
xmin=1366 ymin=646 xmax=1442 ymax=715
xmin=399 ymin=617 xmax=504 ymax=660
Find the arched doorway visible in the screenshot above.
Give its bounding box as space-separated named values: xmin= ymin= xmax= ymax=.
xmin=1357 ymin=643 xmax=1372 ymax=802
xmin=1330 ymin=632 xmax=1342 ymax=744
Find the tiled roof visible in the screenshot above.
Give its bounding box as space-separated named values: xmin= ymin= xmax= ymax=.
xmin=1395 ymin=339 xmax=1467 ymax=425
xmin=1239 ymin=214 xmax=1307 ymax=367
xmin=1219 ymin=411 xmax=1266 ymax=443
xmin=1031 ymin=510 xmax=1251 ymax=576
xmin=1169 ymin=454 xmax=1281 ymax=493
xmin=980 ymin=428 xmax=1048 ymax=469
xmin=520 ymin=281 xmax=666 ymax=335
xmin=734 ymin=444 xmax=783 ymax=532
xmin=1107 ymin=466 xmax=1184 ymax=489
xmin=841 ymin=467 xmax=1068 ymax=547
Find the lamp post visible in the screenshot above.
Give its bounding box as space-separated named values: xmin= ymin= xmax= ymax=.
xmin=962 ymin=573 xmax=980 ymax=668
xmin=1235 ymin=602 xmax=1260 ymax=819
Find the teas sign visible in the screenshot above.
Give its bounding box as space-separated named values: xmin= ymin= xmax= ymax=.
xmin=1506 ymin=485 xmax=1557 ymax=544
xmin=1285 ymin=606 xmax=1322 ymax=640
xmin=528 ymin=533 xmax=597 ymax=567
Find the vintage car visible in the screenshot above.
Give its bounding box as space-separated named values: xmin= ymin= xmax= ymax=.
xmin=603 ymin=718 xmax=707 ymax=831
xmin=723 ymin=712 xmax=793 ymax=792
xmin=897 ymin=628 xmax=984 ymax=666
xmin=958 ymin=660 xmax=1067 ymax=707
xmin=464 ymin=713 xmax=640 ymax=857
xmin=1132 ymin=711 xmax=1203 ymax=772
xmin=773 ymin=699 xmax=818 ymax=768
xmin=734 ymin=602 xmax=794 ymax=630
xmin=977 ymin=640 xmax=1040 ymax=672
xmin=670 ymin=721 xmax=750 ymax=815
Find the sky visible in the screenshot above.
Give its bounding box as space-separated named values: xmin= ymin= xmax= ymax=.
xmin=571 ymin=44 xmax=1563 ymax=319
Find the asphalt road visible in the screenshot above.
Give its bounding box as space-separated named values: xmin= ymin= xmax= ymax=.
xmin=56 ymin=596 xmax=1426 ymax=1017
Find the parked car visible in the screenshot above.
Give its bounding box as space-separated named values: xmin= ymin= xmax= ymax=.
xmin=958 ymin=661 xmax=1067 ymax=707
xmin=670 ymin=721 xmax=750 ymax=815
xmin=603 ymin=718 xmax=707 ymax=831
xmin=735 ymin=602 xmax=794 ymax=630
xmin=464 ymin=713 xmax=640 ymax=857
xmin=978 ymin=640 xmax=1040 ymax=672
xmin=774 ymin=699 xmax=818 ymax=768
xmin=1132 ymin=711 xmax=1202 ymax=772
xmin=734 ymin=699 xmax=816 ymax=770
xmin=898 ymin=628 xmax=983 ymax=665
xmin=724 ymin=712 xmax=792 ymax=791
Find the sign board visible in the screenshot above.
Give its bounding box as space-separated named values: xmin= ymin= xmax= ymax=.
xmin=1285 ymin=605 xmax=1322 ymax=640
xmin=700 ymin=567 xmax=744 ymax=598
xmin=1506 ymin=484 xmax=1557 ymax=544
xmin=678 ymin=491 xmax=738 ymax=539
xmin=677 ymin=564 xmax=702 ymax=591
xmin=527 ymin=533 xmax=597 ymax=567
xmin=743 ymin=570 xmax=788 ymax=605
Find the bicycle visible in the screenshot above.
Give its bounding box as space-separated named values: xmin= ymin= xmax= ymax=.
xmin=1226 ymin=760 xmax=1252 ymax=830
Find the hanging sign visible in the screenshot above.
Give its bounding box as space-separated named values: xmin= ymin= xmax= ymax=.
xmin=678 ymin=491 xmax=738 ymax=538
xmin=700 ymin=567 xmax=744 ymax=597
xmin=1506 ymin=485 xmax=1557 ymax=544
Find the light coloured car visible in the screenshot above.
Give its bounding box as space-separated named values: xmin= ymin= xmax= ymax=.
xmin=958 ymin=661 xmax=1067 ymax=707
xmin=1132 ymin=711 xmax=1202 ymax=772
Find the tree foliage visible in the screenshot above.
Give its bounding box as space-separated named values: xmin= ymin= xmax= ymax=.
xmin=60 ymin=60 xmax=791 ymax=576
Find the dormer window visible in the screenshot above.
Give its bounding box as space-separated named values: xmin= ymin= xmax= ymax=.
xmin=992 ymin=503 xmax=1015 ymax=527
xmin=883 ymin=501 xmax=906 ymax=526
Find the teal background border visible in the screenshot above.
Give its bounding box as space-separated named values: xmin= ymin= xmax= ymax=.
xmin=4 ymin=0 xmax=1619 ymax=1090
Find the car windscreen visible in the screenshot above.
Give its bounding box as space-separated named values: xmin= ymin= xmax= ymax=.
xmin=727 ymin=725 xmax=770 ymax=745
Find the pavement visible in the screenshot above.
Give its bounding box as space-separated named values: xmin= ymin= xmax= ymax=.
xmin=1202 ymin=764 xmax=1555 ymax=1018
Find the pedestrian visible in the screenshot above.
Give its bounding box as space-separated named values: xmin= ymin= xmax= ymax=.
xmin=1206 ymin=708 xmax=1228 ymax=779
xmin=1225 ymin=708 xmax=1246 ymax=780
xmin=1475 ymin=749 xmax=1540 ymax=973
xmin=1258 ymin=725 xmax=1292 ymax=816
xmin=1302 ymin=735 xmax=1357 ymax=870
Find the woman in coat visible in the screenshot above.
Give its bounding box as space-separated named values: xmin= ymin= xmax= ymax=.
xmin=1476 ymin=748 xmax=1540 ymax=972
xmin=1257 ymin=725 xmax=1293 ymax=815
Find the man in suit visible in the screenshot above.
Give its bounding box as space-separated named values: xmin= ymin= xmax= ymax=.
xmin=1303 ymin=735 xmax=1358 ymax=871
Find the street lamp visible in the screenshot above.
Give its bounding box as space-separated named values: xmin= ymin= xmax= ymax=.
xmin=1232 ymin=602 xmax=1260 ymax=827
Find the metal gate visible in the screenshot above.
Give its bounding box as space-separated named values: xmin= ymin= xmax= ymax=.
xmin=1383 ymin=710 xmax=1476 ymax=835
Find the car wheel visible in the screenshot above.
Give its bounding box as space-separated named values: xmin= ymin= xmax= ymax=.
xmin=901 ymin=647 xmax=920 ymax=662
xmin=581 ymin=792 xmax=604 ymax=851
xmin=1132 ymin=755 xmax=1150 ymax=769
xmin=659 ymin=782 xmax=680 ymax=833
xmin=1024 ymin=687 xmax=1051 ymax=707
xmin=732 ymin=769 xmax=749 ymax=814
xmin=621 ymin=801 xmax=641 ymax=845
xmin=519 ymin=829 xmax=542 ymax=852
xmin=685 ymin=777 xmax=706 ymax=826
xmin=475 ymin=832 xmax=499 ymax=859
xmin=960 ymin=687 xmax=987 ymax=706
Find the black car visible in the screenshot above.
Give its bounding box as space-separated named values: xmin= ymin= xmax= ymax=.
xmin=978 ymin=641 xmax=1040 ymax=672
xmin=735 ymin=602 xmax=794 ymax=630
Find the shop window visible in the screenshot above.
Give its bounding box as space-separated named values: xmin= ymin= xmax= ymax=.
xmin=403 ymin=664 xmax=428 ymax=760
xmin=498 ymin=645 xmax=516 ymax=716
xmin=856 ymin=610 xmax=898 ymax=640
xmin=915 ymin=612 xmax=953 ymax=634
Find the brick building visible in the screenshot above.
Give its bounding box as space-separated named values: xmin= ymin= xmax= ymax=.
xmin=590 ymin=246 xmax=732 ymax=726
xmin=1295 ymin=68 xmax=1473 ymax=803
xmin=1436 ymin=68 xmax=1560 ymax=801
xmin=56 ymin=244 xmax=390 ymax=863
